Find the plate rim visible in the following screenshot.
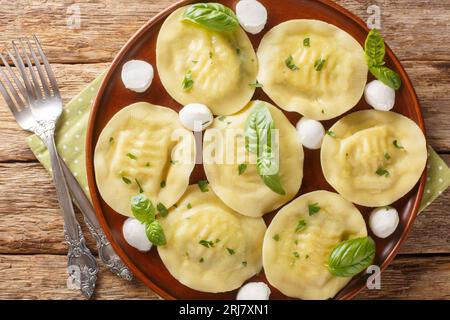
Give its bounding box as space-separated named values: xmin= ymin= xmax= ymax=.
xmin=85 ymin=0 xmax=427 ymax=300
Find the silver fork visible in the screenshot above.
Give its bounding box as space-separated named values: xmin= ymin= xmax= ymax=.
xmin=0 ymin=39 xmax=133 ymax=284
xmin=0 ymin=37 xmax=99 ymax=298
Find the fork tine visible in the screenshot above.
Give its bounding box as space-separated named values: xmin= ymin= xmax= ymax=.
xmin=0 ymin=51 xmax=28 ymax=102
xmin=25 ymin=38 xmax=51 ymax=98
xmin=0 ymin=78 xmax=20 ymax=116
xmin=10 ymin=41 xmax=36 ymax=102
xmin=0 ymin=53 xmax=26 ymax=109
xmin=33 ymin=35 xmax=60 ymax=98
xmin=19 ymin=39 xmax=42 ymax=100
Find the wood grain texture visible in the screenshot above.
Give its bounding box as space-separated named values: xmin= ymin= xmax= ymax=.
xmin=0 ymin=254 xmax=448 ymax=300
xmin=0 ymin=61 xmax=448 ymax=162
xmin=0 ymin=0 xmax=449 ymax=63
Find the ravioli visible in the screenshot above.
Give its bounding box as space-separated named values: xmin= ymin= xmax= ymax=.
xmin=157 ymin=185 xmax=266 ymax=293
xmin=94 ymin=102 xmax=195 ymax=217
xmin=263 ymin=190 xmax=367 ymax=300
xmin=156 ymin=6 xmax=258 ymax=115
xmin=257 ymin=19 xmax=368 ymax=120
xmin=321 ymin=110 xmax=427 ymax=207
xmin=203 ymin=100 xmax=303 ymax=217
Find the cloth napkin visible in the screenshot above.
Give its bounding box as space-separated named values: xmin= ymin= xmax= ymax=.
xmin=27 ymin=74 xmax=450 ymax=213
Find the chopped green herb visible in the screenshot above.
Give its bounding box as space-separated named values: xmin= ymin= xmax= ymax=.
xmin=248 ymin=81 xmax=263 ymax=88
xmin=326 ymin=130 xmax=336 ymax=137
xmin=296 ymin=219 xmax=307 ymax=232
xmin=314 ymin=58 xmax=326 ymax=71
xmin=145 ymin=162 xmax=150 ymax=167
xmin=215 ymin=238 xmax=221 ymax=243
xmin=185 ymin=252 xmax=189 ymax=258
xmin=199 ymin=239 xmax=214 ymax=248
xmin=285 ymin=55 xmax=299 ymax=71
xmin=126 ymin=153 xmax=137 ymax=160
xmin=217 ymin=115 xmax=226 ymax=121
xmin=238 ymin=163 xmax=247 ymax=175
xmin=160 ymin=180 xmax=166 ymax=188
xmin=227 ymin=248 xmax=235 ymax=255
xmin=273 ymin=234 xmax=280 ymax=241
xmin=305 ymin=254 xmax=310 ymax=259
xmin=209 ymin=51 xmax=213 ymax=59
xmin=293 ymin=251 xmax=300 ymax=258
xmin=393 ymin=140 xmax=404 ymax=149
xmin=384 ymin=152 xmax=391 ymax=160
xmin=294 ymin=239 xmax=299 ymax=245
xmin=197 ymin=180 xmax=209 ymax=192
xmin=109 ymin=137 xmax=114 ymax=144
xmin=303 ymin=37 xmax=310 ymax=47
xmin=199 ymin=257 xmax=204 ymax=263
xmin=376 ymin=167 xmax=390 ymax=177
xmin=173 ymin=204 xmax=178 ymax=208
xmin=187 ymin=203 xmax=192 ymax=209
xmin=192 ymin=60 xmax=198 ymax=64
xmin=135 ymin=178 xmax=144 ymax=193
xmin=308 ymin=203 xmax=320 ymax=216
xmin=241 ymin=261 xmax=247 ymax=267
xmin=182 ymin=70 xmax=194 ymax=91
xmin=321 ymin=109 xmax=325 ymax=114
xmin=236 ymin=48 xmax=241 ymax=54
xmin=122 ymin=176 xmax=132 ymax=185
xmin=157 ymin=202 xmax=168 ymax=217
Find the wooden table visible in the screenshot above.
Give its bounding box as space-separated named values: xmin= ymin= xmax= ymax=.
xmin=0 ymin=0 xmax=449 ymax=300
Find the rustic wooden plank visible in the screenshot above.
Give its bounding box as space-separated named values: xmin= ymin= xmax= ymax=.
xmin=0 ymin=160 xmax=449 ymax=255
xmin=0 ymin=254 xmax=448 ymax=299
xmin=0 ymin=61 xmax=449 ymax=162
xmin=0 ymin=1 xmax=449 ymax=63
xmin=0 ymin=63 xmax=108 ymax=162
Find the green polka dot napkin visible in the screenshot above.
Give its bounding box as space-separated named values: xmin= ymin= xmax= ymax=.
xmin=26 ymin=74 xmax=450 ymax=213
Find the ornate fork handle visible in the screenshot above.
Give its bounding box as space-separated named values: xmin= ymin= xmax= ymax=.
xmin=36 ymin=122 xmax=98 ymax=298
xmin=59 ymin=160 xmax=133 ymax=281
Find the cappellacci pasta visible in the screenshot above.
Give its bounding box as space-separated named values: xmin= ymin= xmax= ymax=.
xmin=321 ymin=110 xmax=427 ymax=207
xmin=263 ymin=190 xmax=367 ymax=300
xmin=156 ymin=6 xmax=258 ymax=115
xmin=257 ymin=19 xmax=368 ymax=120
xmin=157 ymin=185 xmax=266 ymax=293
xmin=94 ymin=102 xmax=195 ymax=217
xmin=203 ymin=100 xmax=303 ymax=217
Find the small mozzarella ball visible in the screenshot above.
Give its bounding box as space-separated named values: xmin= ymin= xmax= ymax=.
xmin=236 ymin=282 xmax=271 ymax=300
xmin=296 ymin=117 xmax=325 ymax=150
xmin=364 ymin=80 xmax=396 ymax=111
xmin=122 ymin=218 xmax=152 ymax=251
xmin=236 ymin=0 xmax=268 ymax=34
xmin=179 ymin=103 xmax=213 ymax=132
xmin=369 ymin=207 xmax=399 ymax=239
xmin=121 ymin=60 xmax=154 ymax=93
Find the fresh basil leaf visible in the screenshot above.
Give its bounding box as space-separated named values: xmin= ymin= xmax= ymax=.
xmin=238 ymin=163 xmax=247 ymax=175
xmin=285 ymin=55 xmax=299 ymax=71
xmin=314 ymin=58 xmax=326 ymax=71
xmin=261 ymin=174 xmax=286 ymax=195
xmin=245 ymin=102 xmax=273 ymax=154
xmin=369 ymin=65 xmax=401 ymax=90
xmin=145 ymin=220 xmax=166 ymax=246
xmin=182 ymin=70 xmax=194 ymax=91
xmin=328 ymin=236 xmax=376 ymax=277
xmin=131 ymin=194 xmax=155 ymax=224
xmin=364 ymin=29 xmax=385 ymax=67
xmin=157 ymin=202 xmax=168 ymax=217
xmin=197 ymin=180 xmax=209 ymax=192
xmin=182 ymin=3 xmax=239 ymax=33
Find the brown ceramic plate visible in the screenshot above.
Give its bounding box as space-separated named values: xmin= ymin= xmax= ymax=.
xmin=86 ymin=0 xmax=426 ymax=300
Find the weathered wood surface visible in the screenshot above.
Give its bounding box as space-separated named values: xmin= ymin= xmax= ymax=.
xmin=0 ymin=0 xmax=449 ymax=300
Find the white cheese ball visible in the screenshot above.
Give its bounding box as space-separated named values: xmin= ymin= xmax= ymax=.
xmin=236 ymin=0 xmax=268 ymax=35
xmin=121 ymin=60 xmax=154 ymax=93
xmin=236 ymin=282 xmax=271 ymax=300
xmin=364 ymin=80 xmax=396 ymax=111
xmin=296 ymin=117 xmax=325 ymax=150
xmin=122 ymin=218 xmax=152 ymax=251
xmin=179 ymin=103 xmax=213 ymax=132
xmin=369 ymin=207 xmax=400 ymax=239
